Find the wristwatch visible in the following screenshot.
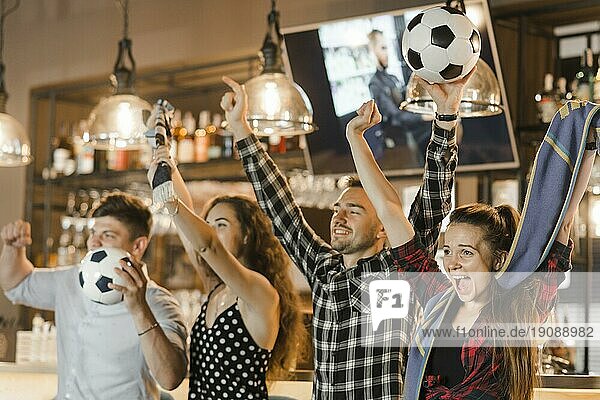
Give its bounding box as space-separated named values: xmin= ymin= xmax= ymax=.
xmin=435 ymin=112 xmax=459 ymax=122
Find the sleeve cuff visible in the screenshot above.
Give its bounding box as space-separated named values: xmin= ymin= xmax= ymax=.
xmin=390 ymin=235 xmax=422 ymax=261
xmin=432 ymin=122 xmax=457 ymax=147
xmin=550 ymin=238 xmax=574 ymax=263
xmin=235 ymin=134 xmax=262 ymax=158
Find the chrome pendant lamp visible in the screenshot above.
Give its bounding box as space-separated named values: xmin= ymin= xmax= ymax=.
xmin=0 ymin=0 xmax=31 ymax=167
xmin=87 ymin=0 xmax=151 ymax=150
xmin=244 ymin=0 xmax=316 ymax=136
xmin=401 ymin=0 xmax=503 ymax=118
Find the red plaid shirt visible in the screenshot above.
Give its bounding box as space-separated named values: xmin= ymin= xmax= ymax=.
xmin=391 ymin=236 xmax=573 ymax=400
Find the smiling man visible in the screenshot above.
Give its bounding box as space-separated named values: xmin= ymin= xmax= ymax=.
xmin=217 ymin=74 xmax=469 ymax=399
xmin=0 ymin=193 xmax=187 ymax=400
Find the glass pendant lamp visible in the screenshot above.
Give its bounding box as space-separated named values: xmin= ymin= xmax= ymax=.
xmin=0 ymin=0 xmax=31 ymax=167
xmin=401 ymin=0 xmax=503 ymax=118
xmin=87 ymin=0 xmax=151 ymax=150
xmin=401 ymin=59 xmax=503 ymax=117
xmin=244 ymin=0 xmax=316 ymax=136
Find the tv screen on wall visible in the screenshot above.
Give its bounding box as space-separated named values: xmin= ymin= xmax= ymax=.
xmin=282 ymin=0 xmax=519 ymax=176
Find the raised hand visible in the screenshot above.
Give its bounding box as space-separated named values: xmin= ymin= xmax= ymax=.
xmin=346 ymin=100 xmax=383 ymax=139
xmin=109 ymin=258 xmax=148 ymax=314
xmin=221 ymin=76 xmax=252 ymax=140
xmin=1 ymin=220 xmax=32 ymax=248
xmin=416 ymin=66 xmax=477 ymax=115
xmin=146 ymin=145 xmax=176 ymax=187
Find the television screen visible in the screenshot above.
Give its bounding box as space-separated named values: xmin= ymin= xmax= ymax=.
xmin=283 ymin=0 xmax=519 ymax=176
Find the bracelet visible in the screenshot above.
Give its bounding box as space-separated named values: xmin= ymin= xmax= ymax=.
xmin=138 ymin=322 xmax=159 ymax=336
xmin=435 ymin=112 xmax=459 ymax=122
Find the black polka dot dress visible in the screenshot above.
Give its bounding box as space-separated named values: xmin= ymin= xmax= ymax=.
xmin=188 ymin=285 xmax=272 ymax=400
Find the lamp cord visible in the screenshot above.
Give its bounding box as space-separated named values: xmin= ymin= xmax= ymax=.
xmin=0 ymin=0 xmax=19 ymax=65
xmin=445 ymin=0 xmax=466 ymax=13
xmin=117 ymin=0 xmax=129 ymax=40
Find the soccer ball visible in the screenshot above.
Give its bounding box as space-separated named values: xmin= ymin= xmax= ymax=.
xmin=79 ymin=247 xmax=132 ymax=305
xmin=402 ymin=6 xmax=480 ymax=84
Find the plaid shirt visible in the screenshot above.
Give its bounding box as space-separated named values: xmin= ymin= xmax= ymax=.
xmin=236 ymin=123 xmax=457 ymax=400
xmin=392 ymin=237 xmax=573 ymax=400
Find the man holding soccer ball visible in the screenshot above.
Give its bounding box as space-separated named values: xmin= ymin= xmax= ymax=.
xmin=0 ymin=193 xmax=187 ymax=399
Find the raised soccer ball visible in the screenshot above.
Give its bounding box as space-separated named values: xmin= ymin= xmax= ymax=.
xmin=401 ymin=6 xmax=480 ymax=84
xmin=79 ymin=247 xmax=132 ymax=305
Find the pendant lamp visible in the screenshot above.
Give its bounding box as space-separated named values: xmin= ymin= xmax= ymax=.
xmin=244 ymin=0 xmax=316 ymax=136
xmin=0 ymin=0 xmax=31 ymax=167
xmin=400 ymin=0 xmax=503 ymax=118
xmin=88 ymin=0 xmax=151 ymax=150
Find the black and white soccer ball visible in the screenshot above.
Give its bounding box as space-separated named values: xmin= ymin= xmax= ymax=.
xmin=79 ymin=247 xmax=132 ymax=305
xmin=402 ymin=6 xmax=480 ymax=84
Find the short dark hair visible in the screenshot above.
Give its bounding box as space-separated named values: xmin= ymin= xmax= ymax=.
xmin=340 ymin=175 xmax=363 ymax=189
xmin=367 ymin=29 xmax=383 ymax=45
xmin=91 ymin=193 xmax=152 ymax=239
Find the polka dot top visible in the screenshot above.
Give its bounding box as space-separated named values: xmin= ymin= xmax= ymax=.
xmin=188 ymin=284 xmax=272 ymax=400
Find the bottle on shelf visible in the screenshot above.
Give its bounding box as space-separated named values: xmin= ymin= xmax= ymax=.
xmin=52 ymin=121 xmax=74 ymax=176
xmin=194 ymin=110 xmax=210 ymax=163
xmin=575 ymin=48 xmax=595 ymax=101
xmin=534 ymin=73 xmax=559 ymax=124
xmin=178 ymin=111 xmax=196 ymax=164
xmin=205 ymin=112 xmax=222 ymax=160
xmin=170 ymin=109 xmax=183 ymax=161
xmin=556 ymin=77 xmax=572 ymax=106
xmin=268 ymin=134 xmax=286 ymax=154
xmin=594 ymin=55 xmax=600 ymax=103
xmin=75 ymin=119 xmax=94 ymax=175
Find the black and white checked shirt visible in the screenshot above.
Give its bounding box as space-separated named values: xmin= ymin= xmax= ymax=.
xmin=237 ymin=124 xmax=457 ymax=400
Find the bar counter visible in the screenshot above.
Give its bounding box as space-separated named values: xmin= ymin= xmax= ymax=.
xmin=1 ymin=363 xmax=600 ymax=400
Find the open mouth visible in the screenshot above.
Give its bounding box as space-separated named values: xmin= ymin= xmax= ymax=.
xmin=332 ymin=228 xmax=351 ymax=236
xmin=452 ymin=275 xmax=472 ymax=295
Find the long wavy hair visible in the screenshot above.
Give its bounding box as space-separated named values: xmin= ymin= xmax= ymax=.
xmin=449 ymin=203 xmax=540 ymax=400
xmin=201 ymin=195 xmax=305 ymax=381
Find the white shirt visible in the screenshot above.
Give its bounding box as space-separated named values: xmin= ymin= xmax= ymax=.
xmin=5 ymin=265 xmax=188 ymax=400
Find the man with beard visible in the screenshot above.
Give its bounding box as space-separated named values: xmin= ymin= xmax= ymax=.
xmin=219 ymin=70 xmax=472 ymax=399
xmin=367 ymin=29 xmax=429 ymax=164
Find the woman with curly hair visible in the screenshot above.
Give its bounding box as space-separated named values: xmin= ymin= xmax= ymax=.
xmin=148 ymin=147 xmax=304 ymax=399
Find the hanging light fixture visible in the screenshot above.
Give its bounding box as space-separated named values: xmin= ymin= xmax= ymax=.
xmin=88 ymin=0 xmax=151 ymax=150
xmin=400 ymin=0 xmax=503 ymax=118
xmin=0 ymin=0 xmax=31 ymax=167
xmin=244 ymin=0 xmax=316 ymax=136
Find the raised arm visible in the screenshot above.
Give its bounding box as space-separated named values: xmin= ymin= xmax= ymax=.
xmin=166 ymin=198 xmax=279 ymax=322
xmin=146 ymin=148 xmax=279 ymax=318
xmin=555 ymin=128 xmax=597 ymax=245
xmin=147 ymin=146 xmax=215 ymax=293
xmin=220 ymin=76 xmax=336 ymax=285
xmin=346 ymin=101 xmax=415 ymax=247
xmin=346 ymin=70 xmax=475 ymax=248
xmin=0 ymin=220 xmax=34 ymax=291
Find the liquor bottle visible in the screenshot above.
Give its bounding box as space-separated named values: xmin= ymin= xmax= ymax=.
xmin=75 ymin=119 xmax=94 ymax=174
xmin=170 ymin=109 xmax=183 ymax=161
xmin=178 ymin=111 xmax=196 ymax=164
xmin=268 ymin=134 xmax=286 ymax=154
xmin=205 ymin=112 xmax=222 ymax=160
xmin=594 ymin=55 xmax=600 ymax=103
xmin=52 ymin=121 xmax=74 ymax=176
xmin=575 ymin=48 xmax=595 ymax=101
xmin=556 ymin=77 xmax=572 ymax=106
xmin=534 ymin=73 xmax=559 ymax=124
xmin=194 ymin=111 xmax=209 ymax=162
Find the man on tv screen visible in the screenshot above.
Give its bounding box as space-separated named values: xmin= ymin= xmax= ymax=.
xmin=367 ymin=29 xmax=429 ymax=163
